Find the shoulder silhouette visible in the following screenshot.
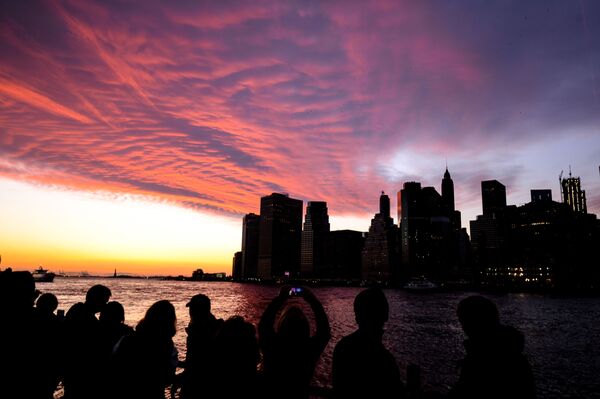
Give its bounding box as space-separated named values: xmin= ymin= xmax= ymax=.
xmin=112 ymin=300 xmax=178 ymax=399
xmin=450 ymin=295 xmax=536 ymax=399
xmin=63 ymin=284 xmax=111 ymax=399
xmin=0 ymin=270 xmax=66 ymax=399
xmin=332 ymin=287 xmax=405 ymax=399
xmin=209 ymin=315 xmax=260 ymax=398
xmin=179 ymin=293 xmax=223 ymax=399
xmin=259 ymin=286 xmax=331 ymax=399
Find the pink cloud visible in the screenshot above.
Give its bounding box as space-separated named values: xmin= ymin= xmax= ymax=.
xmin=0 ymin=0 xmax=598 ymax=222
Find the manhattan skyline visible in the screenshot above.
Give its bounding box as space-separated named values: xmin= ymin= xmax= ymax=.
xmin=1 ymin=1 xmax=599 ymax=274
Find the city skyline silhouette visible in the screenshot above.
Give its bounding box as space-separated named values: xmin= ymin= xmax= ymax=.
xmin=1 ymin=0 xmax=599 ymax=274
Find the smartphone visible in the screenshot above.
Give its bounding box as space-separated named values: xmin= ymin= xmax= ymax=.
xmin=289 ymin=287 xmax=304 ymax=296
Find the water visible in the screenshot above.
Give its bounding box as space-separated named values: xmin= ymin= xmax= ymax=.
xmin=41 ymin=278 xmax=600 ymax=398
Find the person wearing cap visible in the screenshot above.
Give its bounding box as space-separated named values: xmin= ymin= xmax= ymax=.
xmin=179 ymin=293 xmax=224 ymax=399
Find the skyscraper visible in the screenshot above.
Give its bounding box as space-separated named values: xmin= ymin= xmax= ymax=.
xmin=442 ymin=167 xmax=455 ymax=213
xmin=561 ymin=173 xmax=587 ymax=214
xmin=323 ymin=230 xmax=365 ymax=280
xmin=232 ymin=251 xmax=243 ymax=280
xmin=482 ymin=180 xmax=507 ymax=215
xmin=399 ymin=182 xmax=423 ymax=270
xmin=301 ymin=201 xmax=330 ymax=277
xmin=442 ymin=168 xmax=462 ymax=230
xmin=257 ymin=193 xmax=303 ymax=280
xmin=470 ymin=179 xmax=517 ymax=282
xmin=362 ymin=192 xmax=399 ymax=282
xmin=531 ymin=189 xmax=552 ymax=203
xmin=241 ymin=213 xmax=260 ymax=279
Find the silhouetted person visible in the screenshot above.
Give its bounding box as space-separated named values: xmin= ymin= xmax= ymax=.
xmin=112 ymin=300 xmax=178 ymax=399
xmin=36 ymin=292 xmax=58 ymax=316
xmin=258 ymin=286 xmax=331 ymax=399
xmin=100 ymin=301 xmax=134 ymax=352
xmin=449 ymin=295 xmax=535 ymax=399
xmin=179 ymin=293 xmax=224 ymax=399
xmin=98 ymin=301 xmax=134 ymax=397
xmin=0 ymin=270 xmax=60 ymax=399
xmin=63 ymin=284 xmax=111 ymax=399
xmin=35 ymin=292 xmax=64 ymax=397
xmin=208 ymin=316 xmax=260 ymax=398
xmin=332 ymin=287 xmax=404 ymax=399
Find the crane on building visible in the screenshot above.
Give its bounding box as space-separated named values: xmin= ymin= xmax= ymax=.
xmin=559 ymin=170 xmax=563 ymax=198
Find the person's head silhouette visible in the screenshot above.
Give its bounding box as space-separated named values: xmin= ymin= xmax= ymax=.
xmin=354 ymin=287 xmax=389 ymax=331
xmin=36 ymin=292 xmax=58 ymax=314
xmin=137 ymin=300 xmax=176 ymax=338
xmin=186 ymin=293 xmax=211 ymax=321
xmin=100 ymin=301 xmax=126 ymax=325
xmin=457 ymin=295 xmax=500 ymax=339
xmin=217 ymin=315 xmax=259 ymax=365
xmin=85 ymin=284 xmax=112 ymax=313
xmin=277 ymin=305 xmax=310 ymax=340
xmin=1 ymin=271 xmax=37 ymax=311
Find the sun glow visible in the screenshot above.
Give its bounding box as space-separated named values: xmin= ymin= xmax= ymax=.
xmin=0 ymin=178 xmax=240 ymax=275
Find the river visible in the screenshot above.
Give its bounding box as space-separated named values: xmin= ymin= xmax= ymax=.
xmin=40 ymin=277 xmax=600 ymax=398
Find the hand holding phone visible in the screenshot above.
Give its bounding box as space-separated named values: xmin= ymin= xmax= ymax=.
xmin=288 ymin=287 xmax=304 ymax=297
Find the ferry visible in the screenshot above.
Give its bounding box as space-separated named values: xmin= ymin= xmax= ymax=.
xmin=403 ymin=276 xmax=440 ymax=292
xmin=32 ymin=267 xmax=56 ymax=283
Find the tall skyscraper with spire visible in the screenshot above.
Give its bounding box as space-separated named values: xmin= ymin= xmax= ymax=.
xmin=442 ymin=167 xmax=455 ymax=213
xmin=442 ymin=167 xmax=462 ymax=230
xmin=398 ymin=168 xmax=467 ymax=280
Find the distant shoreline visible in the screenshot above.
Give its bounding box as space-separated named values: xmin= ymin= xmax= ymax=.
xmin=39 ymin=275 xmax=600 ymax=296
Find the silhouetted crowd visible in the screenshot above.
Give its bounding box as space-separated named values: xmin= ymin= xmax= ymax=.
xmin=0 ymin=269 xmax=536 ymax=399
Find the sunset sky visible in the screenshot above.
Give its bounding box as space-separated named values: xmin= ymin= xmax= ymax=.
xmin=1 ymin=1 xmax=599 ymax=275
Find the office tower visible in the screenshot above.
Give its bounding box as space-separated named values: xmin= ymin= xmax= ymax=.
xmin=482 ymin=180 xmax=507 ymax=215
xmin=470 ymin=179 xmax=518 ymax=285
xmin=399 ymin=182 xmax=423 ymax=269
xmin=362 ymin=192 xmax=399 ymax=282
xmin=301 ymin=201 xmax=330 ymax=276
xmin=241 ymin=213 xmax=260 ymax=279
xmin=400 ymin=179 xmax=454 ymax=279
xmin=531 ymin=189 xmax=552 ymax=203
xmin=561 ymin=173 xmax=587 ymax=213
xmin=323 ymin=230 xmax=365 ymax=280
xmin=471 ymin=179 xmax=510 ymax=251
xmin=257 ymin=193 xmax=303 ymax=279
xmin=232 ymin=251 xmax=243 ymax=280
xmin=442 ymin=167 xmax=455 ymax=213
xmin=380 ymin=191 xmax=391 ymax=219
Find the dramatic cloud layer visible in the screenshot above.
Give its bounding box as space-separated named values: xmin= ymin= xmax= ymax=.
xmin=1 ymin=0 xmax=599 ymax=220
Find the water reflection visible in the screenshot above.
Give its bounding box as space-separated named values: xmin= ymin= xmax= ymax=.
xmin=43 ymin=278 xmax=600 ymax=398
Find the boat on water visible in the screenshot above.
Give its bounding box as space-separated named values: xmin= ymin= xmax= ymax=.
xmin=32 ymin=267 xmax=56 ymax=283
xmin=403 ymin=276 xmax=440 ymax=292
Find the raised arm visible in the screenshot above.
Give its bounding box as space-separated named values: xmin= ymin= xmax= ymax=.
xmin=258 ymin=287 xmax=289 ymax=348
xmin=302 ymin=287 xmax=331 ymax=349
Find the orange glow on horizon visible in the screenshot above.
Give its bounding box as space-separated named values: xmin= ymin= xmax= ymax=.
xmin=0 ymin=178 xmax=370 ymax=276
xmin=0 ymin=178 xmax=240 ymax=275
